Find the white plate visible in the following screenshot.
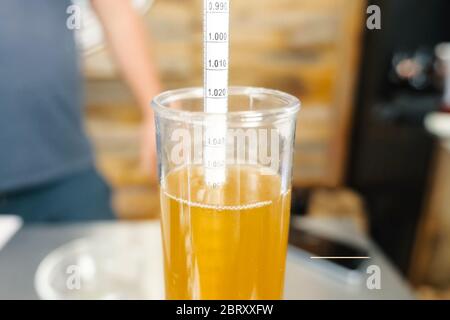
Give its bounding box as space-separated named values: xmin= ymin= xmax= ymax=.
xmin=0 ymin=215 xmax=22 ymax=251
xmin=34 ymin=223 xmax=164 ymax=300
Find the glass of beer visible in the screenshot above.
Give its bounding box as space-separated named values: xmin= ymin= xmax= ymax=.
xmin=152 ymin=87 xmax=300 ymax=299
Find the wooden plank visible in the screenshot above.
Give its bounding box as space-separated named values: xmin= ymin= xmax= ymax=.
xmin=410 ymin=145 xmax=450 ymax=286
xmin=327 ymin=0 xmax=366 ymax=186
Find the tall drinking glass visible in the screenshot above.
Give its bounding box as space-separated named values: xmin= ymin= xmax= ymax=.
xmin=152 ymin=87 xmax=300 ymax=299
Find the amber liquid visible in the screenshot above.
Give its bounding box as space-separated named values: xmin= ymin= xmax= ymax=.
xmin=160 ymin=165 xmax=291 ymax=300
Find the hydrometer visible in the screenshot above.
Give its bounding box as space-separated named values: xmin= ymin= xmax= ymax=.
xmin=203 ymin=0 xmax=230 ymax=186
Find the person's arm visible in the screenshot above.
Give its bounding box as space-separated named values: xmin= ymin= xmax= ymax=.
xmin=91 ymin=0 xmax=161 ymax=180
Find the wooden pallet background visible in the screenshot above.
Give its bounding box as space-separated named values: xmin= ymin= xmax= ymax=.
xmin=410 ymin=145 xmax=450 ymax=288
xmin=84 ymin=0 xmax=366 ymax=219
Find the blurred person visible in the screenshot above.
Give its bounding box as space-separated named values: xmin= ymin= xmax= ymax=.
xmin=0 ymin=0 xmax=161 ymax=222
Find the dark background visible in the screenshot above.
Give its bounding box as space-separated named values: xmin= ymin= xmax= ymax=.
xmin=348 ymin=0 xmax=450 ymax=273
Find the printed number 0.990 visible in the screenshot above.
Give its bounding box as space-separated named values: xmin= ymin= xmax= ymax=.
xmin=208 ymin=1 xmax=228 ymax=11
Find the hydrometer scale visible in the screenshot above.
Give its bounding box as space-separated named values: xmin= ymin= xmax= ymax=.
xmin=203 ymin=0 xmax=230 ymax=187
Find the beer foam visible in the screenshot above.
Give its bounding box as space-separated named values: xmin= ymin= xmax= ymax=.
xmin=163 ymin=191 xmax=272 ymax=211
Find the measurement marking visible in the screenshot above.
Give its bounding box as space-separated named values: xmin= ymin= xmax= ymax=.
xmin=206 ymin=96 xmax=227 ymax=99
xmin=204 ymin=144 xmax=226 ymax=149
xmin=310 ymin=256 xmax=371 ymax=259
xmin=204 ymin=0 xmax=229 ymax=186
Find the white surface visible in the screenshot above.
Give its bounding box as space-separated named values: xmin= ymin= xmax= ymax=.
xmin=285 ymin=217 xmax=413 ymax=299
xmin=0 ymin=215 xmax=22 ymax=251
xmin=33 ymin=219 xmax=413 ymax=300
xmin=425 ymin=112 xmax=450 ymax=150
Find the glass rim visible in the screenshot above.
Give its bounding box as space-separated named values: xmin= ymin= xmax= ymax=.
xmin=151 ymin=86 xmax=301 ymax=122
